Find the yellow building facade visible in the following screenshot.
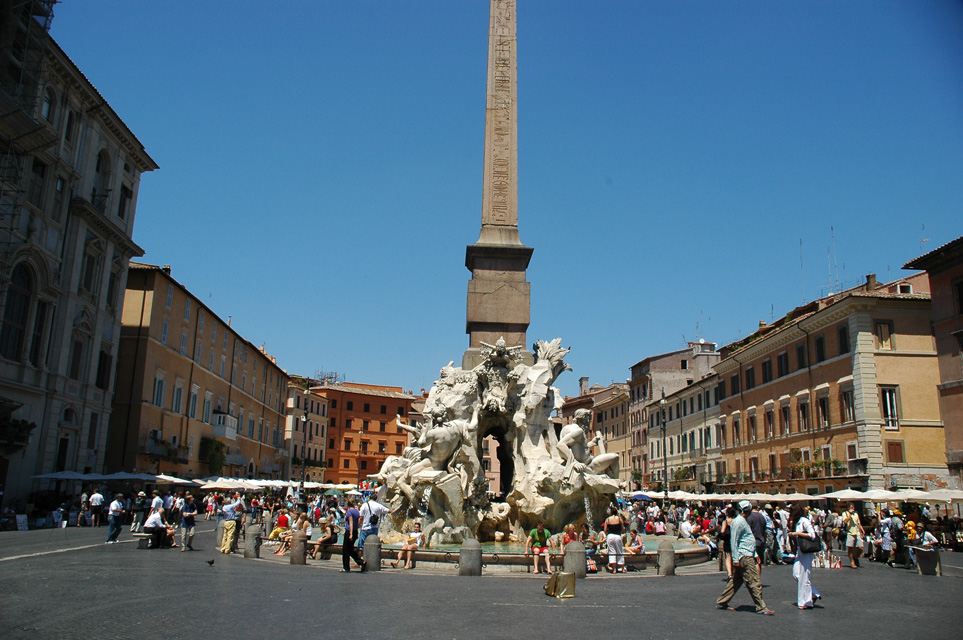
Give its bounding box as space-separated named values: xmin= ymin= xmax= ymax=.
xmin=107 ymin=264 xmax=289 ymax=480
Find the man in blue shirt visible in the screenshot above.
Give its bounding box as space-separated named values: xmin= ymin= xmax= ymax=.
xmin=716 ymin=501 xmax=773 ymax=615
xmin=220 ymin=495 xmax=244 ymax=554
xmin=341 ymin=498 xmax=366 ymax=572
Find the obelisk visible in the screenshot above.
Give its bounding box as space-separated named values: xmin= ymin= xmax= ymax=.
xmin=463 ymin=0 xmax=534 ymax=369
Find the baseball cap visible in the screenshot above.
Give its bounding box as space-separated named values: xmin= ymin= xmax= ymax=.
xmin=738 ymin=500 xmax=752 ymax=512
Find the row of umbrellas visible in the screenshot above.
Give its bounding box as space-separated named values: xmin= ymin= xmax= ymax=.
xmin=629 ymin=488 xmax=963 ymax=504
xmin=33 ymin=471 xmax=359 ymax=494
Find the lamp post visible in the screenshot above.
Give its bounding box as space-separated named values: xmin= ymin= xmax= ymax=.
xmin=298 ymin=401 xmax=308 ymax=511
xmin=660 ymin=388 xmax=668 ymax=510
xmin=356 ymin=426 xmax=364 ymax=488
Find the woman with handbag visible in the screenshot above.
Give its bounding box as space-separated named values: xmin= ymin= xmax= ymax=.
xmin=789 ymin=503 xmax=823 ymax=610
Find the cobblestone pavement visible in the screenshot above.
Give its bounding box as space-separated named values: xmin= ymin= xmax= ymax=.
xmin=1 ymin=523 xmax=961 ymax=639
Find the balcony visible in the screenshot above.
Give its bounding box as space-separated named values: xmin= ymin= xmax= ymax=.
xmin=848 ymin=458 xmax=868 ymax=476
xmin=211 ymin=412 xmax=238 ymax=441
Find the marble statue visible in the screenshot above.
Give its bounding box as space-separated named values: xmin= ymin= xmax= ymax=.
xmin=374 ymin=337 xmax=622 ymax=545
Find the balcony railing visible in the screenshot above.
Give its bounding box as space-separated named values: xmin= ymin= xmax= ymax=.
xmin=225 ymin=453 xmax=247 ymax=466
xmin=211 ymin=412 xmax=238 ymax=440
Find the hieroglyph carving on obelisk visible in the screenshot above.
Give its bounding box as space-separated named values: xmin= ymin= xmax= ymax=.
xmin=478 ymin=0 xmax=521 ymax=246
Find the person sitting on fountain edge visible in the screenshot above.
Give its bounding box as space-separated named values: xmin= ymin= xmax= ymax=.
xmin=526 ymin=522 xmax=556 ymax=575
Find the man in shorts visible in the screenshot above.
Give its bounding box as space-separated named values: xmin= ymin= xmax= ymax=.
xmin=525 ymin=522 xmax=555 ymax=575
xmin=842 ymin=502 xmax=865 ymax=568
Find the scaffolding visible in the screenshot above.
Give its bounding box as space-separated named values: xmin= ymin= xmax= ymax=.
xmin=0 ymin=0 xmax=56 ymax=283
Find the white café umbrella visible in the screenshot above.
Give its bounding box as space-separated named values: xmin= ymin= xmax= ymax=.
xmin=814 ymin=488 xmax=866 ymax=500
xmin=33 ymin=470 xmax=87 ymax=480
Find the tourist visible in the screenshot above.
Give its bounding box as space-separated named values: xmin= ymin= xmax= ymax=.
xmin=131 ymin=491 xmax=148 ymax=532
xmin=273 ymin=513 xmax=305 ymax=556
xmin=105 ymin=493 xmax=125 ymax=544
xmin=717 ymin=507 xmax=733 ymax=579
xmin=149 ymin=490 xmax=164 ymax=520
xmin=653 ymin=518 xmax=666 ymax=535
xmin=747 ymin=503 xmax=767 ymax=577
xmin=180 ymin=494 xmax=198 ymax=551
xmin=391 ymin=521 xmax=424 ymax=569
xmin=716 ymin=500 xmax=774 ymax=615
xmin=603 ymin=506 xmax=626 ymax=573
xmin=89 ymin=489 xmax=104 ymax=527
xmin=220 ymin=495 xmax=244 ymax=554
xmin=775 ymin=504 xmax=791 ymax=557
xmin=79 ymin=490 xmax=89 ymax=526
xmin=143 ymin=507 xmax=173 ymax=549
xmin=561 ymin=523 xmax=578 ymax=547
xmin=525 ymin=522 xmax=555 ymax=575
xmin=309 ymin=515 xmax=338 ymax=560
xmin=919 ymin=521 xmax=939 ymax=548
xmin=789 ymin=503 xmax=821 ymax=610
xmin=341 ymin=498 xmax=366 ymax=572
xmin=579 ymin=523 xmax=596 ymax=554
xmin=268 ymin=509 xmax=291 ymax=540
xmin=841 ymin=502 xmax=865 ymax=569
xmin=626 ymin=529 xmax=645 ymax=555
xmin=170 ymin=491 xmax=183 ymax=530
xmin=763 ymin=504 xmax=780 ymax=565
xmin=359 ymin=495 xmax=389 ymax=551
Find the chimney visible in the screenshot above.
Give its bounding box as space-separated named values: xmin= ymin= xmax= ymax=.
xmin=759 ymin=320 xmax=767 ymax=329
xmin=579 ymin=376 xmax=589 ymax=396
xmin=162 ymin=265 xmax=171 ymax=274
xmin=865 ymin=273 xmax=878 ymax=291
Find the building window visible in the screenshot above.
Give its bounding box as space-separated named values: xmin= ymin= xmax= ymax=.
xmin=814 ymin=335 xmax=826 ymax=363
xmin=681 ymin=359 xmax=688 ymax=370
xmin=745 ymin=366 xmax=755 ymax=390
xmin=875 ymin=321 xmax=894 ymax=350
xmin=343 ymin=459 xmax=350 ymax=469
xmin=27 ymin=159 xmax=46 ymax=206
xmin=885 ymin=440 xmax=905 ymax=464
xmin=733 ymin=420 xmax=740 ymax=445
xmin=881 ymin=387 xmax=900 ymax=430
xmin=838 ymin=324 xmax=850 ymax=354
xmin=117 ymin=185 xmax=132 ymax=220
xmin=203 ymin=396 xmax=212 ymax=423
xmin=817 ymin=396 xmax=830 ymax=428
xmin=796 ymin=343 xmax=807 ymax=370
xmin=179 ymin=333 xmax=187 ymax=356
xmin=346 ymin=401 xmax=353 ymax=411
xmin=747 ymin=415 xmax=756 ymax=442
xmin=777 ymin=352 xmax=789 ymax=377
xmin=841 ymin=389 xmax=855 ymax=423
xmin=184 ymin=298 xmax=191 ymax=322
xmin=64 ymin=110 xmax=76 ymax=145
xmin=730 ymin=374 xmax=740 ymax=395
xmin=761 ymin=359 xmax=772 ymax=383
xmin=68 ymin=338 xmax=86 ymax=380
xmin=166 ymin=284 xmax=174 ymax=309
xmin=781 ymin=405 xmax=791 ymax=435
xmin=52 ymin=177 xmax=65 ymax=222
xmin=172 ymin=385 xmax=183 ymax=414
xmin=798 ymin=403 xmax=809 ymax=431
xmin=41 ymin=88 xmax=54 ymax=121
xmin=846 ymin=442 xmax=859 ymax=460
xmin=363 ymin=403 xmax=370 ymax=412
xmin=0 ymin=264 xmax=32 ymax=360
xmin=153 ymin=376 xmax=166 ymax=406
xmin=344 ymin=439 xmax=352 ymax=451
xmin=765 ymin=410 xmax=774 ymax=439
xmin=188 ymin=387 xmax=198 ymax=418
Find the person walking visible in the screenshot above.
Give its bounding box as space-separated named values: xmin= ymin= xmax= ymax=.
xmin=89 ymin=489 xmax=104 ymax=527
xmin=180 ymin=494 xmax=198 ymax=551
xmin=340 ymin=498 xmax=366 ymax=572
xmin=105 ymin=494 xmax=125 ymax=543
xmin=841 ymin=502 xmax=865 ymax=568
xmin=716 ymin=501 xmax=774 ymax=615
xmin=358 ymin=495 xmax=389 ymax=551
xmin=789 ymin=504 xmax=822 ymax=610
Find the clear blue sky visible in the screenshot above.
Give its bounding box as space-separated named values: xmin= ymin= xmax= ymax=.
xmin=51 ymin=1 xmax=963 ymax=399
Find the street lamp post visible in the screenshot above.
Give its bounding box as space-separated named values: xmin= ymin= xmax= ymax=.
xmin=299 ymin=403 xmax=308 ymax=510
xmin=660 ymin=388 xmax=668 ymax=510
xmin=356 ymin=426 xmax=364 ymax=488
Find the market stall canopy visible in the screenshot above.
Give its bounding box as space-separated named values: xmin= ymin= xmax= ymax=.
xmin=925 ymin=489 xmax=963 ymax=502
xmin=323 ymin=488 xmax=344 ymax=496
xmin=154 ymin=474 xmax=192 ymax=484
xmin=814 ymin=489 xmax=867 ymax=500
xmin=32 ymin=470 xmax=86 ymax=480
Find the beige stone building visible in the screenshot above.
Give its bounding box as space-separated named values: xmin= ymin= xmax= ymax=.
xmin=106 ymin=264 xmax=289 ymax=480
xmin=628 ymin=342 xmax=720 ymax=488
xmin=0 ymin=3 xmax=159 ymax=508
xmin=284 ymin=380 xmax=328 ymax=485
xmin=709 ymin=273 xmax=947 ymax=495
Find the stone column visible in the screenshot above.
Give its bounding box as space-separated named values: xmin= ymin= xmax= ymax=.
xmin=290 ymin=530 xmax=307 ymax=565
xmin=459 ymin=538 xmax=483 ymax=576
xmin=363 ymin=535 xmax=382 ymax=572
xmin=657 ymin=540 xmax=676 ymax=576
xmin=562 ymin=541 xmax=587 ymax=579
xmin=243 ymin=524 xmax=261 ymax=558
xmin=215 ymin=520 xmax=224 ymax=550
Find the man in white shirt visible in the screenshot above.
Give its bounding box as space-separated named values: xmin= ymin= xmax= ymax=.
xmin=359 ymin=496 xmax=390 ymax=551
xmin=105 ymin=494 xmax=125 ymax=543
xmin=89 ymin=490 xmax=104 ymax=527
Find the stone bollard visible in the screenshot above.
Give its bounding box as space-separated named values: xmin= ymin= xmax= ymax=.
xmin=244 ymin=524 xmax=261 ymax=559
xmin=215 ymin=521 xmax=225 ymax=550
xmin=563 ymin=541 xmax=587 ymax=579
xmin=363 ymin=535 xmax=382 ymax=572
xmin=657 ymin=539 xmax=676 ymax=576
xmin=458 ymin=538 xmax=482 ymax=576
xmin=290 ymin=530 xmax=307 ymax=565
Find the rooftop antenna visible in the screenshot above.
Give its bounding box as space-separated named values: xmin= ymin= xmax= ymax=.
xmin=831 ymin=226 xmax=840 ymax=293
xmin=799 ymin=238 xmax=806 ymax=303
xmin=920 ymin=224 xmax=929 ymax=253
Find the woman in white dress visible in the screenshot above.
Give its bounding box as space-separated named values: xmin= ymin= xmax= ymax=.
xmin=789 ymin=503 xmax=822 ymax=610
